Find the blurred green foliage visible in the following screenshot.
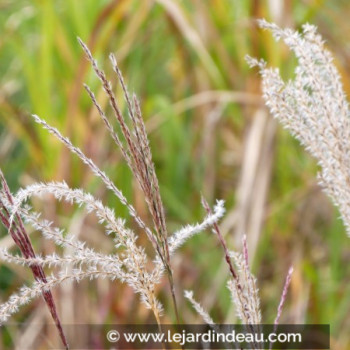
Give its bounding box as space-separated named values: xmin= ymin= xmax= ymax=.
xmin=1 ymin=0 xmax=350 ymax=348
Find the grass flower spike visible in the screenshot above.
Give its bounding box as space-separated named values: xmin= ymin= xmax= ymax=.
xmin=247 ymin=19 xmax=350 ymax=236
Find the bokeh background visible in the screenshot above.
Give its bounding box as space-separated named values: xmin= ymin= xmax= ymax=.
xmin=0 ymin=0 xmax=350 ymax=349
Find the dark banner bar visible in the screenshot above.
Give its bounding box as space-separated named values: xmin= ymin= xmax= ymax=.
xmin=0 ymin=324 xmax=330 ymax=349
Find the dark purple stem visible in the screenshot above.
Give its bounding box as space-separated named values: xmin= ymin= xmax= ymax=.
xmin=0 ymin=171 xmax=68 ymax=350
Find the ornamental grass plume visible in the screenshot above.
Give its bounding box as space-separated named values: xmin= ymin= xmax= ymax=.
xmin=247 ymin=19 xmax=350 ymax=236
xmin=80 ymin=37 xmax=184 ymax=322
xmin=0 ymin=39 xmax=227 ymax=347
xmin=185 ymin=200 xmax=293 ymax=350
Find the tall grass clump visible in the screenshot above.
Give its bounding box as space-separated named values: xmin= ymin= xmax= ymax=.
xmin=1 ymin=20 xmax=321 ymax=349
xmin=0 ymin=39 xmax=227 ymax=348
xmin=247 ymin=19 xmax=350 ymax=236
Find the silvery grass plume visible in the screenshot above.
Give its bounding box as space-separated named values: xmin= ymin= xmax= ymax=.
xmin=185 ymin=199 xmax=293 ymax=350
xmin=0 ymin=185 xmax=225 ymax=328
xmin=0 ymin=39 xmax=226 ymax=343
xmin=247 ymin=19 xmax=350 ymax=236
xmin=80 ymin=37 xmax=181 ymax=321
